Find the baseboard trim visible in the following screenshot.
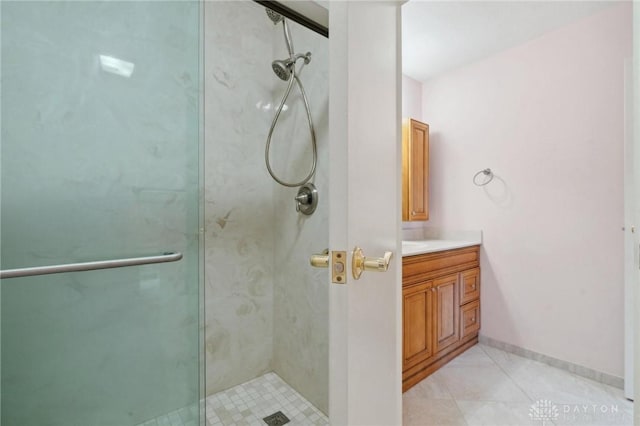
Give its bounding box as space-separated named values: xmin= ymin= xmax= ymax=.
xmin=479 ymin=335 xmax=624 ymax=390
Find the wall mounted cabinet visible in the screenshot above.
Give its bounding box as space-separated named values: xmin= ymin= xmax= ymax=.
xmin=402 ymin=118 xmax=429 ymax=221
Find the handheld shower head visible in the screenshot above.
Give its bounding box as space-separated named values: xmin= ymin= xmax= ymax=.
xmin=271 ymin=53 xmax=312 ymax=81
xmin=272 ymin=60 xmax=291 ymax=81
xmin=265 ymin=7 xmax=295 ymax=56
xmin=266 ymin=8 xmax=283 ymax=24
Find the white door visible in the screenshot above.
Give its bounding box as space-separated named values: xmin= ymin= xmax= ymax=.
xmin=328 ymin=2 xmax=403 ymax=425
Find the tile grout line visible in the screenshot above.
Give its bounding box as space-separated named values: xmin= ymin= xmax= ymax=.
xmin=477 ymin=344 xmax=537 ymax=404
xmin=429 ymin=366 xmax=469 ymax=425
xmin=450 ymin=396 xmax=471 ymax=426
xmin=403 ymin=367 xmax=468 ymax=425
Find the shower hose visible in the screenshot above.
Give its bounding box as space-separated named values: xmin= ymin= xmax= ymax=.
xmin=265 ymin=60 xmax=317 ymax=188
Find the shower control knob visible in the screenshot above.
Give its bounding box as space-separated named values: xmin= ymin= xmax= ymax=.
xmin=294 ymin=183 xmax=318 ymax=215
xmin=295 ymin=193 xmax=311 ymax=205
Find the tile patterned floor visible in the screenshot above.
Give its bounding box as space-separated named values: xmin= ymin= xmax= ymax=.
xmin=137 ymin=372 xmax=327 ymax=426
xmin=205 ymin=372 xmax=328 ymax=426
xmin=404 ymin=344 xmax=634 ymax=426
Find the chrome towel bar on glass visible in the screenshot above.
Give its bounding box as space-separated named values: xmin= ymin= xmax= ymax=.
xmin=0 ymin=252 xmax=182 ymax=279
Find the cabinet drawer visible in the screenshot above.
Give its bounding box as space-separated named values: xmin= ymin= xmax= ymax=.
xmin=460 ymin=268 xmax=480 ymax=305
xmin=403 ymin=246 xmax=480 ymax=283
xmin=460 ymin=300 xmax=480 ymax=339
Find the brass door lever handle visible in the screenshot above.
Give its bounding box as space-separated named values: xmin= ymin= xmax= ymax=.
xmin=352 ymin=246 xmax=393 ymax=280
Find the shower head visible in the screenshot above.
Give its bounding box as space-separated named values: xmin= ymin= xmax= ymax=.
xmin=272 ymin=60 xmax=291 ymax=81
xmin=271 ymin=53 xmax=312 ymax=81
xmin=266 ymin=7 xmax=295 ymax=56
xmin=266 ymin=8 xmax=284 ymax=24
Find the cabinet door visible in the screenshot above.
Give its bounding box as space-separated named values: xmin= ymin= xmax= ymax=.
xmin=403 ymin=281 xmax=434 ymax=369
xmin=434 ymin=274 xmax=460 ymax=352
xmin=402 ymin=119 xmax=429 ymax=221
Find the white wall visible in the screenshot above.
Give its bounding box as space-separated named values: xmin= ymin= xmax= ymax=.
xmin=402 ymin=74 xmax=422 ymax=121
xmin=421 ymin=4 xmax=631 ymax=378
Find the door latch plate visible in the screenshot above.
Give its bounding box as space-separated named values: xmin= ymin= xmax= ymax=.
xmin=332 ymin=251 xmax=347 ymax=284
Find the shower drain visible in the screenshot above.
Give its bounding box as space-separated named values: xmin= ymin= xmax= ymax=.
xmin=263 ymin=411 xmax=290 ymax=426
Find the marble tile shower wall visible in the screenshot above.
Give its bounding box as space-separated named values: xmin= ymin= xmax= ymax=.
xmin=204 ymin=1 xmax=276 ymax=395
xmin=270 ymin=19 xmax=329 ymax=415
xmin=204 ymin=1 xmax=328 ymax=414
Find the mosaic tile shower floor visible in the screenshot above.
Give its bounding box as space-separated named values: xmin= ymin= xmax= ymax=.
xmin=136 ymin=372 xmax=328 ymax=426
xmin=206 ymin=373 xmax=328 ymax=426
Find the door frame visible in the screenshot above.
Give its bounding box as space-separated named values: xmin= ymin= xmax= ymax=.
xmin=633 ymin=1 xmax=639 ymax=421
xmin=624 ymin=57 xmax=635 ymax=401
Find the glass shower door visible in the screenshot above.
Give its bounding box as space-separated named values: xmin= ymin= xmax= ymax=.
xmin=1 ymin=1 xmax=202 ymax=425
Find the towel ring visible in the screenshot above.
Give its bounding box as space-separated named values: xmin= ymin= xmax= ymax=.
xmin=473 ymin=168 xmax=494 ymax=186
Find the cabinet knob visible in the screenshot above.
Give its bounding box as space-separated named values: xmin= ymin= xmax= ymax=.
xmin=412 ymin=211 xmax=416 ymax=215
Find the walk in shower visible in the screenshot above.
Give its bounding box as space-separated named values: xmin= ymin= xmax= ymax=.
xmin=203 ymin=2 xmax=329 ymax=424
xmin=1 ymin=1 xmax=328 ymax=425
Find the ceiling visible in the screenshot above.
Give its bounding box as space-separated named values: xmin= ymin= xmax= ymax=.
xmin=402 ymin=1 xmax=619 ymax=83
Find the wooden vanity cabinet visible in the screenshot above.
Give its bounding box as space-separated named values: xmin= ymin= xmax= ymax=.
xmin=402 ymin=246 xmax=481 ymax=391
xmin=402 ymin=118 xmax=429 ymax=221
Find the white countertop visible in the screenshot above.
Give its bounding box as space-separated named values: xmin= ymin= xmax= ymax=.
xmin=402 ymin=239 xmax=481 ymax=257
